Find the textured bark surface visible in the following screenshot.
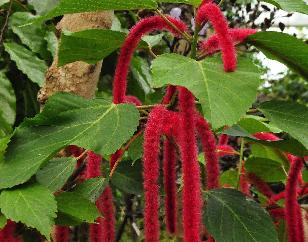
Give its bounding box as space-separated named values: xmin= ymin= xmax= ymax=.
xmin=38 ymin=11 xmax=114 ymax=104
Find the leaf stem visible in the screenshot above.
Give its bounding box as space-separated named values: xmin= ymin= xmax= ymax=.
xmin=237 ymin=138 xmax=245 ymax=189
xmin=191 ymin=19 xmax=200 ymax=59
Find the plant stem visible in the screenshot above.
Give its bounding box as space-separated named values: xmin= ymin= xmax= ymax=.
xmin=237 ymin=138 xmax=245 ymax=189
xmin=191 ymin=23 xmax=200 ymax=59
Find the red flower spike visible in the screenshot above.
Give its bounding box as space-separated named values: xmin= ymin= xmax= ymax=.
xmin=86 ymin=152 xmax=115 ymax=242
xmin=269 ymin=208 xmax=285 ymax=220
xmin=163 ymin=139 xmax=177 ymax=234
xmin=200 ymin=28 xmax=257 ymax=55
xmin=253 ymin=132 xmax=280 ymax=141
xmin=196 ymin=3 xmax=236 ymax=72
xmin=246 ymin=173 xmax=274 ymax=198
xmin=125 ymin=95 xmax=142 ymax=106
xmin=54 ymin=226 xmax=70 ymax=242
xmin=239 ymin=160 xmax=250 ymax=196
xmin=113 ymin=16 xmax=187 ymax=104
xmin=285 ymin=157 xmax=304 ymax=242
xmin=216 ymin=145 xmax=237 ymax=157
xmin=0 ymin=220 xmax=21 ymax=242
xmin=195 ymin=114 xmax=220 ymax=190
xmin=162 ymin=85 xmax=177 ymax=105
xmin=178 ymin=87 xmax=202 ymax=242
xmin=143 ymin=105 xmax=170 ymax=242
xmin=110 ymin=149 xmax=124 ymax=169
xmin=218 ymin=134 xmax=229 ymax=146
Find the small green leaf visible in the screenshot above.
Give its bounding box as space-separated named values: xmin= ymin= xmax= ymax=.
xmin=0 ymin=214 xmax=6 ymax=229
xmin=152 ymin=54 xmax=261 ymax=129
xmin=204 ymin=188 xmax=279 ymax=242
xmin=251 ymin=143 xmax=288 ymax=166
xmin=56 ymin=192 xmax=99 ymax=223
xmin=259 ymin=101 xmax=308 ymax=150
xmin=4 ymin=42 xmax=47 ymax=87
xmin=0 ymin=184 xmax=57 ymax=239
xmin=58 ymin=29 xmax=147 ymax=66
xmin=128 ymin=134 xmax=144 ymax=162
xmin=28 ymin=0 xmax=59 ymax=15
xmin=245 ymin=157 xmax=287 ymax=182
xmin=238 ymin=116 xmax=281 ymax=134
xmin=247 ymin=32 xmax=308 ymax=78
xmin=262 ymin=0 xmax=308 ymax=15
xmin=36 ymin=157 xmax=76 ymax=192
xmin=45 ymin=31 xmax=58 ymax=58
xmin=9 ymin=12 xmax=48 ymax=57
xmin=0 ymin=93 xmax=139 ymax=189
xmin=73 ymin=177 xmax=109 ymax=202
xmin=111 ymin=160 xmax=143 ymax=195
xmin=219 ymin=169 xmax=238 ymax=188
xmin=31 ymin=0 xmax=158 ymax=24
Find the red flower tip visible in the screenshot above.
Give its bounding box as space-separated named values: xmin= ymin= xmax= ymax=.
xmin=200 ymin=28 xmax=257 ymax=55
xmin=196 ymin=3 xmax=236 ymax=72
xmin=253 ymin=132 xmax=280 ymax=141
xmin=269 ymin=208 xmax=285 ymax=220
xmin=125 ymin=95 xmax=142 ymax=106
xmin=246 ymin=172 xmax=274 ymax=198
xmin=54 ymin=226 xmax=70 ymax=242
xmin=0 ymin=220 xmax=21 ymax=242
xmin=113 ymin=16 xmax=187 ymax=104
xmin=162 ymin=85 xmax=177 ymax=105
xmin=218 ymin=133 xmax=229 ymax=146
xmin=86 ymin=151 xmax=102 ymax=179
xmin=216 ymin=145 xmax=238 ymax=157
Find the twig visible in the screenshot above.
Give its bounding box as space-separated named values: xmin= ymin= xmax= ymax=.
xmin=0 ymin=0 xmax=13 ymax=46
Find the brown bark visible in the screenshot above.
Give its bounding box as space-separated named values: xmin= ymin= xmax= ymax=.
xmin=38 ymin=11 xmax=114 ymax=104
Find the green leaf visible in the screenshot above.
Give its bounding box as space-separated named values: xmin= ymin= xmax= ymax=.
xmin=219 ymin=169 xmax=238 ymax=188
xmin=36 ymin=157 xmax=76 ymax=192
xmin=152 ymin=54 xmax=261 ymax=129
xmin=28 ymin=0 xmax=59 ymax=15
xmin=131 ymin=57 xmax=152 ymax=95
xmin=128 ymin=134 xmax=144 ymax=162
xmin=238 ymin=116 xmax=281 ymax=134
xmin=4 ymin=42 xmax=47 ymax=87
xmin=262 ymin=0 xmax=308 ymax=15
xmin=157 ymin=0 xmax=201 ymax=6
xmin=0 ymin=72 xmax=16 ymax=135
xmin=245 ymin=157 xmax=287 ymax=182
xmin=58 ymin=29 xmax=147 ymax=66
xmin=247 ymin=32 xmax=308 ymax=79
xmin=73 ymin=177 xmax=109 ymax=202
xmin=251 ymin=143 xmax=289 ymax=166
xmin=45 ymin=31 xmax=58 ymax=58
xmin=0 ymin=0 xmax=9 ymax=7
xmin=0 ymin=184 xmax=57 ymax=239
xmin=0 ymin=136 xmax=10 ymax=162
xmin=0 ymin=93 xmax=139 ymax=189
xmin=259 ymin=101 xmax=308 ymax=150
xmin=0 ymin=214 xmax=6 ymax=229
xmin=9 ymin=12 xmax=47 ymax=56
xmin=56 ymin=192 xmax=99 ymax=223
xmin=31 ymin=0 xmax=158 ymax=24
xmin=204 ymin=188 xmax=279 ymax=242
xmin=111 ymin=160 xmax=143 ymax=195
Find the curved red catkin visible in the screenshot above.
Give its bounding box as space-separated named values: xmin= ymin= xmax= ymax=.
xmin=239 ymin=160 xmax=250 ymax=196
xmin=195 ymin=114 xmax=220 ymax=190
xmin=113 ymin=16 xmax=187 ymax=104
xmin=178 ymin=87 xmax=202 ymax=242
xmin=124 ymin=95 xmax=142 ymax=106
xmin=269 ymin=208 xmax=285 ymax=220
xmin=0 ymin=220 xmax=21 ymax=242
xmin=143 ymin=105 xmax=170 ymax=242
xmin=216 ymin=145 xmax=237 ymax=157
xmin=196 ymin=3 xmax=236 ymax=72
xmin=163 ymin=139 xmax=177 ymax=234
xmin=54 ymin=226 xmax=70 ymax=242
xmin=86 ymin=151 xmax=115 ymax=242
xmin=162 ymin=85 xmax=177 ymax=105
xmin=246 ymin=172 xmax=274 ymax=198
xmin=218 ymin=134 xmax=229 ymax=146
xmin=285 ymin=157 xmax=304 ymax=242
xmin=199 ymin=28 xmax=257 ymax=55
xmin=253 ymin=132 xmax=280 ymax=141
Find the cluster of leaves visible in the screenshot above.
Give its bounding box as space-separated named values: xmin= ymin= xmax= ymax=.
xmin=0 ymin=0 xmax=307 ymax=241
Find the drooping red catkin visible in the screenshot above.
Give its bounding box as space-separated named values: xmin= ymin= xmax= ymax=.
xmin=162 ymin=85 xmax=177 ymax=105
xmin=253 ymin=132 xmax=280 ymax=141
xmin=124 ymin=95 xmax=142 ymax=106
xmin=196 ymin=3 xmax=236 ymax=72
xmin=54 ymin=226 xmax=70 ymax=242
xmin=239 ymin=160 xmax=250 ymax=196
xmin=163 ymin=139 xmax=177 ymax=235
xmin=285 ymin=157 xmax=304 ymax=242
xmin=195 ymin=114 xmax=220 ymax=190
xmin=178 ymin=87 xmax=202 ymax=242
xmin=143 ymin=105 xmax=171 ymax=242
xmin=269 ymin=208 xmax=285 ymax=220
xmin=113 ymin=16 xmax=187 ymax=104
xmin=216 ymin=145 xmax=237 ymax=157
xmin=246 ymin=172 xmax=274 ymax=198
xmin=86 ymin=151 xmax=115 ymax=242
xmin=218 ymin=134 xmax=229 ymax=146
xmin=199 ymin=28 xmax=257 ymax=55
xmin=0 ymin=220 xmax=21 ymax=242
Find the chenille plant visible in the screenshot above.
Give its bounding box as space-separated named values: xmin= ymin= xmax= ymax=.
xmin=0 ymin=0 xmax=307 ymax=242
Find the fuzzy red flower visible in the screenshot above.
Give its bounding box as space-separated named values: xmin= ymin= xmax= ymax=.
xmin=113 ymin=16 xmax=187 ymax=104
xmin=0 ymin=220 xmax=21 ymax=242
xmin=218 ymin=134 xmax=229 ymax=146
xmin=246 ymin=172 xmax=274 ymax=198
xmin=196 ymin=3 xmax=236 ymax=72
xmin=54 ymin=226 xmax=70 ymax=242
xmin=253 ymin=132 xmax=280 ymax=141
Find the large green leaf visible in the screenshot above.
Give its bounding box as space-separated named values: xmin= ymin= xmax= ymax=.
xmin=259 ymin=101 xmax=308 ymax=150
xmin=58 ymin=29 xmax=147 ymax=66
xmin=36 ymin=157 xmax=76 ymax=192
xmin=262 ymin=0 xmax=308 ymax=15
xmin=0 ymin=93 xmax=140 ymax=189
xmin=247 ymin=32 xmax=308 ymax=79
xmin=56 ymin=192 xmax=99 ymax=223
xmin=157 ymin=0 xmax=201 ymax=6
xmin=0 ymin=184 xmax=57 ymax=239
xmin=152 ymin=54 xmax=261 ymax=129
xmin=28 ymin=0 xmax=59 ymax=15
xmin=30 ymin=0 xmax=157 ymax=24
xmin=9 ymin=12 xmax=47 ymax=57
xmin=73 ymin=177 xmax=109 ymax=202
xmin=204 ymin=189 xmax=279 ymax=242
xmin=0 ymin=72 xmax=16 ymax=136
xmin=4 ymin=43 xmax=47 ymax=87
